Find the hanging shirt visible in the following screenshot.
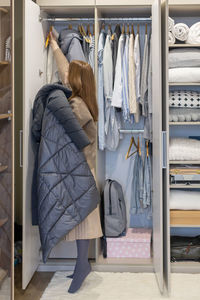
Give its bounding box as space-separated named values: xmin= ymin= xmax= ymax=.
xmin=46 ymin=26 xmax=60 ymax=84
xmin=140 ymin=33 xmax=149 ymax=117
xmin=129 ymin=33 xmax=137 ymax=114
xmin=122 ymin=34 xmax=130 ymax=121
xmin=112 ymin=24 xmax=121 ymax=82
xmin=83 ymin=35 xmax=89 ymax=63
xmin=103 ymin=30 xmax=120 ymax=151
xmin=98 ymin=30 xmax=106 ymax=151
xmin=88 ymin=35 xmax=95 ymax=72
xmin=133 ymin=33 xmax=141 ymax=123
xmin=111 ymin=33 xmax=125 ymax=108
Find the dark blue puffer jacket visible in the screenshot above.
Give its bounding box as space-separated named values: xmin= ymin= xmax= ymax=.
xmin=31 ymin=84 xmax=100 ymax=262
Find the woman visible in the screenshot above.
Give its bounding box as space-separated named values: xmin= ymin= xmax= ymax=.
xmin=50 ymin=33 xmax=103 ymax=294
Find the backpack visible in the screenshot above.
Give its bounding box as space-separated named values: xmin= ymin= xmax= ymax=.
xmin=100 ymin=179 xmax=127 ymax=238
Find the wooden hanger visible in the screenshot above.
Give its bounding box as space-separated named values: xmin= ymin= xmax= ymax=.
xmin=122 ymin=24 xmax=125 ymax=34
xmin=101 ymin=23 xmax=105 ymax=30
xmin=93 ymin=23 xmax=95 ymax=36
xmin=146 ymin=140 xmax=149 ymax=158
xmin=131 ymin=24 xmax=135 ymax=37
xmin=145 ymin=23 xmax=148 ymax=34
xmin=81 ymin=24 xmax=87 ymax=36
xmin=45 ymin=26 xmax=53 ymax=48
xmin=138 ymin=136 xmax=142 ymax=156
xmin=78 ymin=25 xmax=83 ymax=36
xmin=108 ymin=24 xmax=111 ymax=31
xmin=87 ymin=24 xmax=92 ymax=36
xmin=137 ymin=24 xmax=140 ymax=34
xmin=126 ymin=136 xmax=138 ymax=160
xmin=68 ymin=24 xmax=72 ymax=30
xmin=127 ymin=24 xmax=130 ymax=34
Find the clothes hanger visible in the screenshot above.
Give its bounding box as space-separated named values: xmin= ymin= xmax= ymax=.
xmin=81 ymin=24 xmax=87 ymax=36
xmin=146 ymin=140 xmax=149 ymax=158
xmin=127 ymin=24 xmax=130 ymax=34
xmin=45 ymin=26 xmax=53 ymax=48
xmin=137 ymin=24 xmax=140 ymax=34
xmin=145 ymin=23 xmax=148 ymax=35
xmin=101 ymin=23 xmax=105 ymax=30
xmin=108 ymin=24 xmax=112 ymax=32
xmin=122 ymin=24 xmax=125 ymax=34
xmin=125 ymin=136 xmax=138 ymax=160
xmin=78 ymin=25 xmax=83 ymax=36
xmin=138 ymin=136 xmax=142 ymax=156
xmin=87 ymin=24 xmax=92 ymax=37
xmin=93 ymin=23 xmax=95 ymax=36
xmin=68 ymin=24 xmax=72 ymax=30
xmin=131 ymin=24 xmax=135 ymax=37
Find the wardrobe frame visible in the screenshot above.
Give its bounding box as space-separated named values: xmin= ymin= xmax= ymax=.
xmin=19 ymin=0 xmax=200 ymax=296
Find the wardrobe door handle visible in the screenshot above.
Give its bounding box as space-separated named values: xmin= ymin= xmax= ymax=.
xmin=162 ymin=131 xmax=167 ymax=169
xmin=20 ymin=130 xmax=23 ymax=168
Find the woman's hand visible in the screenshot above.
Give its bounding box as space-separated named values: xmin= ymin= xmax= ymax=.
xmin=49 ymin=31 xmax=59 ymax=52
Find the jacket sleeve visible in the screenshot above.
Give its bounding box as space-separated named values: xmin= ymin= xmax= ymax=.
xmin=47 ymin=90 xmax=90 ymax=150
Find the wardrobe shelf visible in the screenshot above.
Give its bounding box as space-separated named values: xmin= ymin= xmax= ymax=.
xmin=97 ymin=254 xmax=153 ymax=266
xmin=0 ymin=113 xmax=12 ymax=120
xmin=169 ymin=83 xmax=200 ymax=86
xmin=0 ymin=218 xmax=8 ymax=227
xmin=170 ymin=185 xmax=200 ymax=189
xmin=0 ymin=61 xmax=9 ymax=66
xmin=169 ymin=122 xmax=200 ymax=125
xmin=0 ymin=165 xmax=8 ymax=173
xmin=169 ymin=44 xmax=200 ymax=48
xmin=169 ymin=161 xmax=200 ymax=165
xmin=0 ymin=268 xmax=7 ymax=286
xmin=170 ymin=210 xmax=200 ymax=227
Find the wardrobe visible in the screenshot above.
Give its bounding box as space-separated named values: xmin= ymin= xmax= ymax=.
xmin=17 ymin=0 xmax=200 ymax=297
xmin=0 ymin=0 xmax=14 ymax=299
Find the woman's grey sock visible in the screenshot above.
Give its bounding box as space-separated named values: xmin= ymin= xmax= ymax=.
xmin=68 ymin=239 xmax=91 ymax=293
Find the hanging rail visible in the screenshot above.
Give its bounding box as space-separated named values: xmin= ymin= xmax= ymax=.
xmin=39 ymin=16 xmax=152 ymax=22
xmin=119 ymin=129 xmax=144 ymax=134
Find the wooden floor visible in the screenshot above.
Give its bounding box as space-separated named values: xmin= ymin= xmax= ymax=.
xmin=14 ymin=264 xmax=54 ymax=300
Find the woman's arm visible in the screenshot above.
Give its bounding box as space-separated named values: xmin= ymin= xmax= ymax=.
xmin=50 ymin=32 xmax=70 ymax=87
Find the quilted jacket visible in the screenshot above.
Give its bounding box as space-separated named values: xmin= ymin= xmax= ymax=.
xmin=58 ymin=28 xmax=86 ymax=62
xmin=31 ymin=84 xmax=100 ymax=262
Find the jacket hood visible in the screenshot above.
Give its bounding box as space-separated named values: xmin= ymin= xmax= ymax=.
xmin=58 ymin=29 xmax=83 ymax=56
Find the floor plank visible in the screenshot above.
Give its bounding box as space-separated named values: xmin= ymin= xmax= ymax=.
xmin=14 ymin=264 xmax=54 ymax=300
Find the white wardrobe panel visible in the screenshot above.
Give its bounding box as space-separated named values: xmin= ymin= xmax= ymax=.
xmin=161 ymin=0 xmax=171 ymax=295
xmin=152 ymin=0 xmax=164 ymax=294
xmin=22 ymin=0 xmax=46 ymax=289
xmin=0 ymin=0 xmax=10 ymax=6
xmin=36 ymin=0 xmax=95 ymax=6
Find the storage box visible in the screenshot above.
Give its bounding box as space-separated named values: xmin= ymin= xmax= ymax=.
xmin=106 ymin=228 xmax=152 ymax=258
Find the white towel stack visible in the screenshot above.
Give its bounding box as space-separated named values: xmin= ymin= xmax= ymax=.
xmin=168 ymin=17 xmax=175 ymax=45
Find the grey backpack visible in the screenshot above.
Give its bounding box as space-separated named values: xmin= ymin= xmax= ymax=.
xmin=101 ymin=179 xmax=127 ymax=237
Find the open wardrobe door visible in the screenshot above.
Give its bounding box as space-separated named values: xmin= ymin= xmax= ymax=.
xmin=152 ymin=0 xmax=164 ymax=294
xmin=22 ymin=0 xmax=46 ymax=289
xmin=161 ymin=0 xmax=171 ymax=296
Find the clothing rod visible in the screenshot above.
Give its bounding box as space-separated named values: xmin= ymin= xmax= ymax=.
xmin=119 ymin=129 xmax=144 ymax=134
xmin=39 ymin=16 xmax=152 ymax=22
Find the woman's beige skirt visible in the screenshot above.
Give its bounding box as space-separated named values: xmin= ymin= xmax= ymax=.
xmin=64 ymin=204 xmax=103 ymax=241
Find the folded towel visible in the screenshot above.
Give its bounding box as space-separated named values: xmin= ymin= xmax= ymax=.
xmin=169 ymin=138 xmax=200 ymax=161
xmin=169 ymin=48 xmax=200 ymax=68
xmin=170 ymin=190 xmax=200 ymax=210
xmin=186 ymin=22 xmax=200 ymax=44
xmin=169 ymin=108 xmax=200 ymax=122
xmin=169 ymin=67 xmax=200 ymax=83
xmin=169 ymin=90 xmax=200 ymax=108
xmin=169 ymin=31 xmax=175 ymax=45
xmin=168 ymin=17 xmax=175 ymax=33
xmin=174 ymin=23 xmax=189 ymax=41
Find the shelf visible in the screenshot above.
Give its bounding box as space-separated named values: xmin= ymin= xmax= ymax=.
xmin=169 ymin=122 xmax=200 ymax=125
xmin=0 ymin=61 xmax=9 ymax=66
xmin=170 ymin=210 xmax=200 ymax=227
xmin=170 ymin=185 xmax=200 ymax=189
xmin=0 ymin=165 xmax=8 ymax=173
xmin=0 ymin=268 xmax=7 ymax=286
xmin=170 ymin=161 xmax=200 ymax=165
xmin=169 ymin=44 xmax=200 ymax=48
xmin=0 ymin=113 xmax=12 ymax=120
xmin=169 ymin=83 xmax=200 ymax=86
xmin=0 ymin=218 xmax=8 ymax=227
xmin=97 ymin=254 xmax=152 ymax=266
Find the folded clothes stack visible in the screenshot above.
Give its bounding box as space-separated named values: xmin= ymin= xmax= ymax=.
xmin=169 ymin=138 xmax=200 ymax=161
xmin=169 ymin=48 xmax=200 ymax=83
xmin=168 ymin=18 xmax=200 ymax=45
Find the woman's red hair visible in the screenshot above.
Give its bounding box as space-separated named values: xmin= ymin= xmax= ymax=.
xmin=68 ymin=60 xmax=98 ymax=122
